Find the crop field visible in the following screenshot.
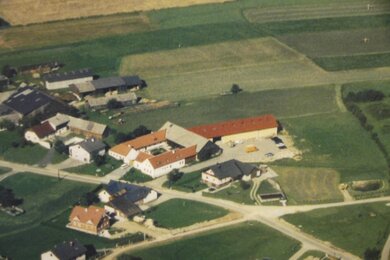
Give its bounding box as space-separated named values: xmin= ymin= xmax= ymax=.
xmin=0 ymin=0 xmax=232 ymax=25
xmin=277 ymin=28 xmax=390 ymax=58
xmin=277 ymin=112 xmax=389 ymax=182
xmin=283 ymin=202 xmax=390 ymax=257
xmin=0 ymin=13 xmax=152 ymax=52
xmin=124 ymin=221 xmax=301 ymax=260
xmin=244 ymin=1 xmax=390 ymax=23
xmin=145 ymin=199 xmax=229 ymax=229
xmin=273 ymin=166 xmax=344 ymax=204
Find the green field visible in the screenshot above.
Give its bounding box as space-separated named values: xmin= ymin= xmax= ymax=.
xmin=145 ymin=199 xmax=229 ymax=229
xmin=0 ymin=173 xmax=95 ymax=235
xmin=64 ymin=156 xmax=122 ymax=176
xmin=203 ymin=181 xmax=254 ymax=205
xmin=163 ymin=171 xmax=207 ymax=192
xmin=278 ymin=28 xmax=390 ymax=58
xmin=276 ymin=112 xmax=389 ymax=182
xmin=273 ymin=166 xmax=344 ymax=204
xmin=283 ymin=202 xmax=390 ymax=257
xmin=121 ymin=221 xmax=301 ymax=260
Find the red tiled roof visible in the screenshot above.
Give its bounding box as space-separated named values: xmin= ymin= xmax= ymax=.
xmin=69 ymin=206 xmax=105 ymax=226
xmin=30 ymin=121 xmax=55 ymax=139
xmin=188 ymin=114 xmax=278 ymax=139
xmin=148 ymin=145 xmax=197 ymax=169
xmin=135 ymin=151 xmax=154 ymax=163
xmin=109 ymin=130 xmax=166 ymax=157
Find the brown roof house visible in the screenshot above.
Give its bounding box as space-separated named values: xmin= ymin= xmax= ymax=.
xmin=67 ymin=206 xmax=109 ymax=235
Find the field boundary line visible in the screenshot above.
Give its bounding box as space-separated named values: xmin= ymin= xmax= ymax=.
xmin=335 ymin=85 xmax=347 ymax=113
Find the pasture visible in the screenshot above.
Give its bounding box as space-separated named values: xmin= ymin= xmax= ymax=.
xmin=0 ymin=0 xmax=232 ymax=25
xmin=273 ymin=166 xmax=344 ymax=204
xmin=283 ymin=202 xmax=390 ymax=257
xmin=144 ymin=199 xmax=229 ymax=229
xmin=122 ymin=221 xmax=301 ymax=260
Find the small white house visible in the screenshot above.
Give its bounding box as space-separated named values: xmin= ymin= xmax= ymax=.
xmin=69 ymin=138 xmax=106 ymax=163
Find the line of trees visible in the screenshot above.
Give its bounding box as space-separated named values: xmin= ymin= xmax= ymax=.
xmin=114 ymin=125 xmax=151 ymax=144
xmin=345 ymin=89 xmax=385 ymax=103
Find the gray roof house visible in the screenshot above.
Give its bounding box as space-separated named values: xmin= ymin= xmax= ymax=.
xmin=41 ymin=240 xmax=87 ymax=260
xmin=202 ymin=159 xmax=259 ymax=187
xmin=68 ymin=138 xmax=106 ymax=163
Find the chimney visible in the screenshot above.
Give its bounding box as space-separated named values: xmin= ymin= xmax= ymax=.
xmin=69 ymin=241 xmax=74 ymax=247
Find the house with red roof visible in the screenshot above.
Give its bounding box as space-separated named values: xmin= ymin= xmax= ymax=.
xmin=134 ymin=146 xmax=197 ymax=178
xmin=189 ymin=114 xmax=278 ymax=143
xmin=67 ymin=205 xmax=109 ymax=235
xmin=108 ymin=130 xmax=167 ymax=163
xmin=24 ymin=121 xmax=56 ymax=149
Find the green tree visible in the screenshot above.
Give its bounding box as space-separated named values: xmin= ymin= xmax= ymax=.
xmin=231 ymin=84 xmax=242 ymax=94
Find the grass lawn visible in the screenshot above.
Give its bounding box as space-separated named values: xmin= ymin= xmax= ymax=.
xmin=145 ymin=199 xmax=229 ymax=229
xmin=0 ymin=130 xmax=23 ymax=155
xmin=275 ymin=112 xmax=389 ymax=182
xmin=258 ymin=179 xmax=280 ymax=194
xmin=163 ymin=171 xmax=207 ymax=192
xmin=2 ymin=145 xmax=48 ymax=165
xmin=0 ymin=166 xmax=11 ymax=175
xmin=64 ymin=156 xmax=122 ymax=176
xmin=121 ymin=221 xmax=301 ymax=260
xmin=87 ymin=85 xmax=338 ymax=132
xmin=120 ymin=168 xmax=153 ymax=183
xmin=203 ymin=181 xmax=255 ymax=205
xmin=50 ymin=151 xmax=69 ymax=165
xmin=283 ymin=202 xmax=390 ymax=257
xmin=298 ymin=250 xmax=326 ymax=260
xmin=272 ymin=166 xmax=344 ymax=204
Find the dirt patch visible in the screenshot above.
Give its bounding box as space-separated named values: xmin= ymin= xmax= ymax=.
xmin=351 ymin=180 xmax=382 ymax=192
xmin=0 ymin=0 xmax=233 ymax=25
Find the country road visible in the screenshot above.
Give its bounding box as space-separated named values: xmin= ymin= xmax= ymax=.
xmin=1 ymin=159 xmax=390 ymax=260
